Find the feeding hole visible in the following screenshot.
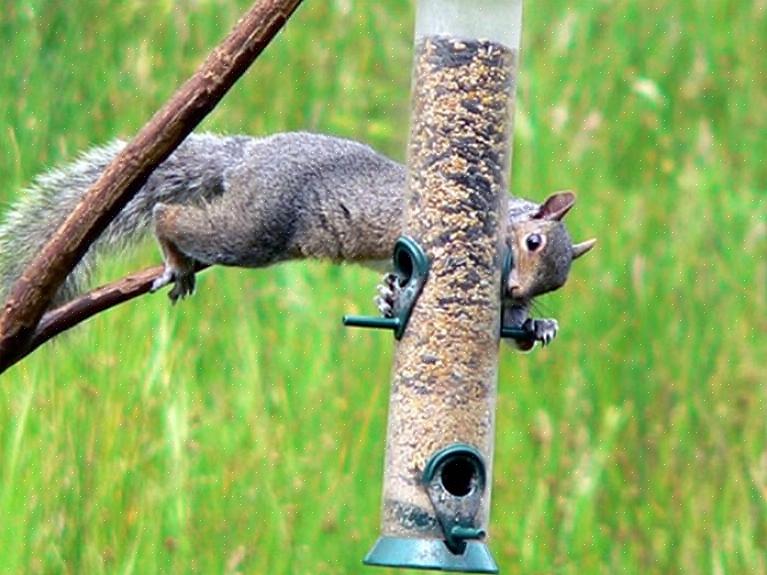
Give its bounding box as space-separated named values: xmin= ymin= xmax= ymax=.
xmin=395 ymin=248 xmax=414 ymax=284
xmin=440 ymin=456 xmax=479 ymax=497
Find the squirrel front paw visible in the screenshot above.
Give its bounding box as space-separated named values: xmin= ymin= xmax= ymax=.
xmin=507 ymin=317 xmax=559 ymax=351
xmin=524 ymin=317 xmax=559 ymax=347
xmin=375 ymin=273 xmax=399 ymax=318
xmin=150 ymin=265 xmax=196 ymax=303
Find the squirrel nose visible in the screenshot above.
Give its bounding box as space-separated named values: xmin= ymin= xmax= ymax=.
xmin=507 ymin=276 xmax=522 ymax=299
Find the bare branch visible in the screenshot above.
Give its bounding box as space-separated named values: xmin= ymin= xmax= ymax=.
xmin=2 ymin=264 xmax=210 ymax=370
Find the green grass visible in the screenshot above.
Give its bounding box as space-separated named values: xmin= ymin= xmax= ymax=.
xmin=1 ymin=0 xmax=766 ymax=573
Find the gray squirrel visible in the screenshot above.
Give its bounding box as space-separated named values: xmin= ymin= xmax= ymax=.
xmin=0 ymin=132 xmax=595 ymax=349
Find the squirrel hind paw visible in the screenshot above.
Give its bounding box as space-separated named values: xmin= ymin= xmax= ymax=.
xmin=150 ymin=267 xmax=196 ymax=303
xmin=167 ymin=273 xmax=196 ymax=303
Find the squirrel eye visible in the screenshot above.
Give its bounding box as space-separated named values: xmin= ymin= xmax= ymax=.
xmin=525 ymin=233 xmax=543 ymax=252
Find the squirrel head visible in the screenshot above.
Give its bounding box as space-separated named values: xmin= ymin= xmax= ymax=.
xmin=506 ymin=191 xmax=596 ymax=303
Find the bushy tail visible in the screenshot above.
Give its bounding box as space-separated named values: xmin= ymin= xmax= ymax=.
xmin=0 ymin=140 xmax=134 ymax=305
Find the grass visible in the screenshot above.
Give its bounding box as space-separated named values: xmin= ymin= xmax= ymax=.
xmin=1 ymin=0 xmax=765 ymax=573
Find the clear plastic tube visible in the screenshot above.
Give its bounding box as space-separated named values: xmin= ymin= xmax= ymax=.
xmin=415 ymin=0 xmax=523 ymax=49
xmin=367 ymin=1 xmax=523 ymax=571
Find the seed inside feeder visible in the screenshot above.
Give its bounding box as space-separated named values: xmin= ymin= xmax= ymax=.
xmin=380 ymin=34 xmax=518 ymax=539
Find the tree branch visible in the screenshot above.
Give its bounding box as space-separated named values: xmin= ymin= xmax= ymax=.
xmin=0 ymin=0 xmax=304 ymax=373
xmin=3 ymin=264 xmax=210 ymax=370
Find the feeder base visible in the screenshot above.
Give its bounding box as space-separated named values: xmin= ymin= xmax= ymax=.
xmin=363 ymin=536 xmax=498 ymax=573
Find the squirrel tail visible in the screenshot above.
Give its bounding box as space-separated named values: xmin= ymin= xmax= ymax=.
xmin=0 ymin=139 xmax=150 ymax=306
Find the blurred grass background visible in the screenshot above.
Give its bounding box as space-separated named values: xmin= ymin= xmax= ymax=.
xmin=0 ymin=0 xmax=765 ymax=573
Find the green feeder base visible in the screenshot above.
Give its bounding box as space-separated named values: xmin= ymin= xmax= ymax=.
xmin=364 ymin=536 xmax=498 ymax=573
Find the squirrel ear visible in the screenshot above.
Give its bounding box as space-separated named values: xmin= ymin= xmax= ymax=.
xmin=572 ymin=238 xmax=597 ymax=260
xmin=534 ymin=191 xmax=576 ymax=221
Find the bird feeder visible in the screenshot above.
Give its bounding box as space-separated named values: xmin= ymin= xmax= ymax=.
xmin=347 ymin=0 xmax=523 ymax=572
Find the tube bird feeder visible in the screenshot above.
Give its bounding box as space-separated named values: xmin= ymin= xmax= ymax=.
xmin=363 ymin=0 xmax=523 ymax=572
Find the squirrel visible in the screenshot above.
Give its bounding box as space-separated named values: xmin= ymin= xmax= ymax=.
xmin=0 ymin=132 xmax=595 ymax=349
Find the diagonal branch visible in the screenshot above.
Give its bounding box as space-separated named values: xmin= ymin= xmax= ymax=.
xmin=4 ymin=264 xmax=210 ymax=371
xmin=0 ymin=0 xmax=304 ymax=373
